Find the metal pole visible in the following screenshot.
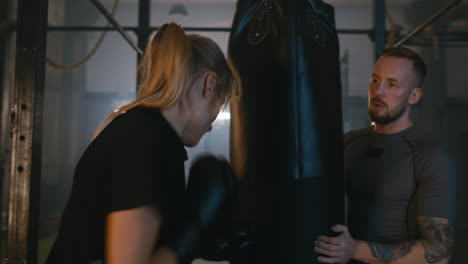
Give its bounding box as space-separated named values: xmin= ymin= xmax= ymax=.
xmin=137 ymin=0 xmax=151 ymax=61
xmin=4 ymin=0 xmax=48 ymax=262
xmin=47 ymin=25 xmax=372 ymax=35
xmin=48 ymin=25 xmax=138 ymax=32
xmin=90 ymin=0 xmax=143 ymax=55
xmin=394 ymin=0 xmax=462 ymax=47
xmin=0 ymin=0 xmax=15 ymax=256
xmin=374 ymin=0 xmax=386 ymax=59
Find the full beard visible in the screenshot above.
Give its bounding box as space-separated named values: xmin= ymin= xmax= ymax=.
xmin=368 ymin=100 xmax=408 ymax=125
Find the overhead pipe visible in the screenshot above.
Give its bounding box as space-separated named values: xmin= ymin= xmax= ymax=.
xmin=394 ymin=0 xmax=462 ymax=47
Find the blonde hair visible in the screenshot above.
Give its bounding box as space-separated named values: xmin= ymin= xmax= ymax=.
xmin=93 ymin=23 xmax=241 ymax=139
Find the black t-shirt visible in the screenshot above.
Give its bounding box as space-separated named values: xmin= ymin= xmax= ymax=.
xmin=344 ymin=125 xmax=455 ymax=244
xmin=46 ymin=107 xmax=187 ymax=264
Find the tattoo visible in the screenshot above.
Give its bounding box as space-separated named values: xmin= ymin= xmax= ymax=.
xmin=367 ymin=240 xmax=417 ymax=262
xmin=418 ymin=216 xmax=453 ymax=263
xmin=366 ymin=216 xmax=453 ymax=263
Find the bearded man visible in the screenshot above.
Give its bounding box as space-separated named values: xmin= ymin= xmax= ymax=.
xmin=314 ymin=47 xmax=455 ymax=264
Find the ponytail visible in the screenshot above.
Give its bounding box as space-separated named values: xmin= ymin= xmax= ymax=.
xmin=93 ymin=23 xmax=192 ymax=139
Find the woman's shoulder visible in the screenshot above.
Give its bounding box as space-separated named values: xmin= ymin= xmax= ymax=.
xmin=100 ymin=107 xmax=162 ymax=140
xmin=95 ymin=106 xmax=184 ymax=154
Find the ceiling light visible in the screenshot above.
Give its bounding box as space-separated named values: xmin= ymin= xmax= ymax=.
xmin=169 ymin=3 xmax=188 ymax=20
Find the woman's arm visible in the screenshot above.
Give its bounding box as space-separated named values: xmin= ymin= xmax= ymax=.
xmin=106 ymin=205 xmax=177 ymax=264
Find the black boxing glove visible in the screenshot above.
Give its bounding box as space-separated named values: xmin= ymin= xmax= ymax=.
xmin=166 ymin=155 xmax=237 ymax=264
xmin=199 ymin=221 xmax=260 ymax=263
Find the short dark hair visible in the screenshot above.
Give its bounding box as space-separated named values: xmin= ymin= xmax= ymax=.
xmin=380 ymin=47 xmax=426 ymax=88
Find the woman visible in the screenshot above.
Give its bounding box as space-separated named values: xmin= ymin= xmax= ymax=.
xmin=46 ymin=23 xmax=241 ymax=264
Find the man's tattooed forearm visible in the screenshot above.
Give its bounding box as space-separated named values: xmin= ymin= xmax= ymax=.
xmin=418 ymin=216 xmax=453 ymax=263
xmin=367 ymin=241 xmax=417 ymax=262
xmin=365 ymin=217 xmax=453 ymax=263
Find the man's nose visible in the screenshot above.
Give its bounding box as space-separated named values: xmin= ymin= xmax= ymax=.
xmin=375 ymin=81 xmax=386 ymax=95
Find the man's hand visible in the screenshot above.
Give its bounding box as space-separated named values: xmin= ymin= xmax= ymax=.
xmin=314 ymin=224 xmax=357 ymax=264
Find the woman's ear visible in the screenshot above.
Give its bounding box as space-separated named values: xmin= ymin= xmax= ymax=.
xmin=408 ymin=87 xmax=422 ymax=105
xmin=202 ymin=72 xmax=217 ymax=101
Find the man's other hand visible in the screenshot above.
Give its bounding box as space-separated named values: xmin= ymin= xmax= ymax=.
xmin=314 ymin=224 xmax=358 ymax=264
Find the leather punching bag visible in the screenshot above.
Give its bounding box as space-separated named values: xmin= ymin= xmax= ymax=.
xmin=229 ymin=0 xmax=345 ymax=263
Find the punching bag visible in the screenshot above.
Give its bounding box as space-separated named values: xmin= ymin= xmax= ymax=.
xmin=229 ymin=0 xmax=344 ymax=263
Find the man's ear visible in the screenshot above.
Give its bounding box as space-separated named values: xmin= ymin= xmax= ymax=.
xmin=202 ymin=72 xmax=217 ymax=100
xmin=408 ymin=87 xmax=422 ymax=105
